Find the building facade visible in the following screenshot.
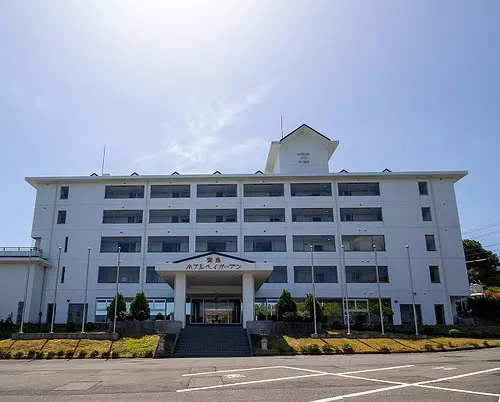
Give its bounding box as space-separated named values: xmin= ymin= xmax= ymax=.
xmin=1 ymin=124 xmax=470 ymax=328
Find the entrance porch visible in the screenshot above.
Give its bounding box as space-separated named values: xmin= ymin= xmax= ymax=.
xmin=155 ymin=252 xmax=273 ymax=328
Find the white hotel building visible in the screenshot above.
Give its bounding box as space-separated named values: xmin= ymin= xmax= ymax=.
xmin=0 ymin=124 xmax=469 ymax=328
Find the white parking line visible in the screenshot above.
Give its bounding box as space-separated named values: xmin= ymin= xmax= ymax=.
xmin=182 ymin=365 xmax=285 ymax=376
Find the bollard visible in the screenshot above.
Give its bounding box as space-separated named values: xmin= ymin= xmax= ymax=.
xmin=261 ymin=337 xmax=268 ymax=351
xmin=157 ymin=335 xmax=166 ymax=354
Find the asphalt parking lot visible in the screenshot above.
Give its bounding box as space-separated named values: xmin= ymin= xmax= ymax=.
xmin=0 ymin=348 xmax=499 ymax=401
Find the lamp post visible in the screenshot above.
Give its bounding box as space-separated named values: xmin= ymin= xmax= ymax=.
xmin=309 ymin=245 xmax=318 ymax=337
xmin=405 ymin=245 xmax=419 ymax=335
xmin=50 ymin=247 xmax=62 ymax=333
xmin=342 ymin=245 xmax=351 ymax=335
xmin=373 ymin=245 xmax=385 ymax=335
xmin=81 ymin=247 xmax=91 ymax=333
xmin=112 ymin=247 xmax=121 ymax=334
xmin=19 ymin=248 xmax=32 ymax=334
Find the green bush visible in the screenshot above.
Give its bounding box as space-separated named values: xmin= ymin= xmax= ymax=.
xmin=35 ymin=351 xmax=44 ymax=359
xmin=448 ymin=329 xmax=460 ymax=337
xmin=86 ymin=322 xmax=95 ymax=331
xmin=56 ymin=350 xmax=64 ymax=358
xmin=276 ymin=290 xmax=297 ymax=321
xmin=436 ymin=343 xmax=445 ymax=350
xmin=64 ymin=350 xmax=73 ymax=359
xmin=2 ymin=352 xmax=11 ymax=359
xmin=483 ymin=341 xmax=490 ymax=348
xmin=130 ymin=292 xmax=151 ymax=321
xmin=111 ymin=351 xmax=119 ymax=359
xmin=144 ymin=350 xmax=154 ymax=358
xmin=14 ymin=351 xmax=24 ymax=359
xmin=77 ymin=350 xmax=87 ymax=359
xmin=330 ymin=321 xmax=344 ymax=330
xmin=379 ymin=346 xmax=390 ymax=354
xmin=424 ymin=343 xmax=434 ymax=352
xmin=89 ymin=350 xmax=99 ymax=358
xmin=26 ymin=350 xmax=36 ymax=359
xmin=304 ymin=294 xmax=323 ymax=323
xmin=65 ymin=321 xmax=76 ymax=332
xmin=300 ymin=345 xmax=309 ymax=354
xmin=308 ymin=344 xmax=321 ymax=355
xmin=46 ymin=351 xmax=55 ymax=360
xmin=352 ymin=322 xmax=365 ymax=331
xmin=154 ymin=312 xmax=165 ymax=321
xmin=322 ymin=344 xmax=334 ymax=354
xmin=107 ymin=293 xmax=127 ymax=321
xmin=342 ymin=343 xmax=354 ymax=354
xmin=101 ymin=351 xmax=110 ymax=359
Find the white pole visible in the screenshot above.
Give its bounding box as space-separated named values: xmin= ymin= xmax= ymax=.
xmin=50 ymin=247 xmax=62 ymax=333
xmin=81 ymin=247 xmax=91 ymax=333
xmin=342 ymin=245 xmax=351 ymax=335
xmin=310 ymin=245 xmax=318 ymax=336
xmin=112 ymin=247 xmax=121 ymax=334
xmin=373 ymin=245 xmax=385 ymax=335
xmin=406 ymin=245 xmax=419 ymax=335
xmin=19 ymin=249 xmax=32 ymax=333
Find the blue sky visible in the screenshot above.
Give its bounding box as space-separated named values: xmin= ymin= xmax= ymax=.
xmin=1 ymin=1 xmax=499 ymax=251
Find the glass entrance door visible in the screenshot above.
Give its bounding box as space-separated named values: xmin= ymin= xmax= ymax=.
xmin=189 ymin=298 xmax=241 ymax=324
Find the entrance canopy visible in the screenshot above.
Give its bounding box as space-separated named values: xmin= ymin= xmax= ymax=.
xmin=155 ymin=252 xmax=273 ymax=292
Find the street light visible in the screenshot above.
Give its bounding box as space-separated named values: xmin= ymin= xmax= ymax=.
xmin=309 ymin=245 xmax=318 ymax=337
xmin=405 ymin=245 xmax=419 ymax=335
xmin=50 ymin=247 xmax=62 ymax=334
xmin=19 ymin=248 xmax=32 ymax=334
xmin=81 ymin=247 xmax=91 ymax=333
xmin=373 ymin=245 xmax=385 ymax=336
xmin=341 ymin=245 xmax=351 ymax=335
xmin=112 ymin=247 xmax=121 ymax=334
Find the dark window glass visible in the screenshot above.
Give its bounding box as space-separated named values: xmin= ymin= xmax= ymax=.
xmin=425 ymin=235 xmax=436 ymax=251
xmin=421 ymin=207 xmax=432 ymax=221
xmin=105 ymin=185 xmax=144 ymax=199
xmin=340 ymin=208 xmax=383 ymax=222
xmin=342 ymin=235 xmax=386 ymax=251
xmin=265 ymin=266 xmax=288 ymax=283
xmin=16 ymin=302 xmax=24 ymax=325
xmin=97 ymin=266 xmax=140 ymax=283
xmin=294 ymin=266 xmax=337 ymax=283
xmin=57 ymin=210 xmax=66 ymax=224
xmin=429 ymin=266 xmax=440 ymax=283
xmin=64 ymin=237 xmax=69 ymax=253
xmin=291 ymin=183 xmax=332 ymax=197
xmin=338 ymin=183 xmax=380 ymax=196
xmin=146 ymin=266 xmax=166 ymax=283
xmin=61 ymin=266 xmax=65 ymax=283
xmin=60 ymin=186 xmax=69 ymax=199
xmin=345 ymin=266 xmax=389 ymax=283
xmin=418 ymin=181 xmax=428 ymax=195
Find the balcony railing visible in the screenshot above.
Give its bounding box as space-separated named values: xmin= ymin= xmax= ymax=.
xmin=0 ymin=247 xmax=43 ymax=258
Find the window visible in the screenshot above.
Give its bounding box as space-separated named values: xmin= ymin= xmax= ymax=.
xmin=342 ymin=235 xmax=386 ymax=251
xmin=293 ymin=235 xmax=335 ymax=252
xmin=60 ymin=186 xmax=69 ymax=199
xmin=425 ymin=234 xmax=436 ymax=251
xmin=292 ymin=208 xmax=333 ymax=222
xmin=195 ymin=236 xmax=237 ymax=252
xmin=64 ymin=237 xmax=68 ymax=253
xmin=148 ymin=236 xmax=189 ymax=253
xmin=102 ymin=210 xmax=143 ymax=224
xmin=244 ymin=184 xmax=284 ymax=197
xmin=338 ymin=182 xmax=380 ymax=196
xmin=149 ymin=209 xmax=189 ymax=223
xmin=97 ymin=266 xmax=140 ymax=283
xmin=244 ymin=236 xmax=286 ymax=252
xmin=418 ymin=181 xmax=428 ymax=195
xmin=61 ymin=266 xmax=65 ymax=283
xmin=294 ymin=266 xmax=338 ymax=283
xmin=345 ymin=266 xmax=389 ymax=283
xmin=196 ymin=209 xmax=238 ymax=223
xmin=47 ymin=303 xmax=57 ymax=323
xmin=197 ymin=184 xmax=237 ymax=198
xmin=340 ymin=208 xmax=383 ymax=222
xmin=57 ymin=210 xmax=66 ymax=224
xmin=265 ymin=266 xmax=288 ymax=283
xmin=100 ymin=237 xmax=142 ymax=253
xmin=244 ymin=208 xmax=285 ymax=223
xmin=105 ymin=185 xmax=144 ymax=199
xmin=291 ymin=183 xmax=332 ymax=196
xmin=421 ymin=207 xmax=432 ymax=221
xmin=67 ymin=303 xmax=87 ymax=324
xmin=150 ymin=185 xmax=190 ymax=198
xmin=429 ymin=265 xmax=440 ymax=283
xmin=146 ymin=266 xmax=166 ymax=283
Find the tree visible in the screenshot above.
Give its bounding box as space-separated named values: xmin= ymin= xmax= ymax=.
xmin=463 ymin=239 xmax=500 ymax=286
xmin=107 ymin=293 xmax=126 ymax=321
xmin=275 ymin=289 xmax=297 ymax=321
xmin=130 ymin=292 xmax=151 ymax=321
xmin=304 ymin=293 xmax=323 ymax=322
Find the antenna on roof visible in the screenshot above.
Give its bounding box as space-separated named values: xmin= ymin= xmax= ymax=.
xmin=101 ymin=146 xmax=106 ymax=176
xmin=280 ymin=115 xmax=284 ymax=139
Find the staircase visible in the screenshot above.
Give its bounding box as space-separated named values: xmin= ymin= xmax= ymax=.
xmin=173 ymin=325 xmax=253 ymax=358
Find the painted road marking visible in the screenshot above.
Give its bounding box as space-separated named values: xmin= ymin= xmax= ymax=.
xmin=310 ymin=366 xmax=500 ymax=402
xmin=432 ymin=366 xmax=457 ymax=371
xmin=225 ymin=374 xmax=245 ymax=379
xmin=182 ymin=365 xmax=284 ymax=376
xmin=176 ymin=365 xmax=414 ymax=393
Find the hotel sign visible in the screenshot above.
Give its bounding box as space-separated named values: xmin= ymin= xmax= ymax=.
xmin=297 ymin=152 xmax=310 ymax=164
xmin=185 ymin=256 xmax=242 ymax=271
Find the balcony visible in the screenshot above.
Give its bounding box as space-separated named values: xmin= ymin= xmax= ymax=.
xmin=244 ymin=208 xmax=285 ymax=223
xmin=196 ymin=209 xmax=237 ymax=223
xmin=292 ymin=208 xmax=333 ymax=222
xmin=0 ymin=247 xmax=43 ymax=258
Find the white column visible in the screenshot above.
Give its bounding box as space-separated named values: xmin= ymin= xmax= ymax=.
xmin=392 ymin=300 xmax=402 ymax=325
xmin=174 ymin=273 xmax=187 ymax=328
xmin=242 ymin=272 xmax=254 ymax=329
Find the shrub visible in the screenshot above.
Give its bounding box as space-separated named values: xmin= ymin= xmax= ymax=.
xmin=144 ymin=350 xmax=154 ymax=358
xmin=322 ymin=344 xmax=334 ymax=354
xmin=330 ymin=321 xmax=344 ymax=330
xmin=277 ymin=347 xmax=286 ymax=355
xmin=14 ymin=352 xmax=24 ymax=359
xmin=424 ymin=343 xmax=434 ymax=352
xmin=483 ymin=341 xmax=490 ymax=348
xmin=304 ymin=294 xmax=323 ymax=323
xmin=379 ymin=346 xmax=390 ymax=354
xmin=65 ymin=350 xmax=74 ymax=359
xmin=300 ymin=345 xmax=309 ymax=354
xmin=35 ymin=351 xmax=44 ymax=359
xmin=132 ymin=352 xmax=137 ymax=358
xmin=154 ymin=312 xmax=165 ymax=321
xmin=436 ymin=343 xmax=445 ymax=350
xmin=352 ymin=322 xmax=365 ymax=331
xmin=65 ymin=321 xmax=76 ymax=332
xmin=46 ymin=351 xmax=55 ymax=360
xmin=448 ymin=341 xmax=455 ymax=348
xmin=276 ymin=290 xmax=297 ymax=321
xmin=27 ymin=350 xmax=36 ymax=359
xmin=342 ymin=343 xmax=354 ymax=354
xmin=77 ymin=350 xmax=87 ymax=359
xmin=448 ymin=329 xmax=460 ymax=337
xmin=86 ymin=322 xmax=95 ymax=331
xmin=130 ymin=292 xmax=151 ymax=321
xmin=89 ymin=350 xmax=99 ymax=358
xmin=111 ymin=351 xmax=119 ymax=359
xmin=107 ymin=293 xmax=127 ymax=321
xmin=2 ymin=352 xmax=11 ymax=359
xmin=101 ymin=351 xmax=110 ymax=359
xmin=308 ymin=344 xmax=321 ymax=355
xmin=56 ymin=350 xmax=64 ymax=358
xmin=468 ymin=342 xmax=479 ymax=348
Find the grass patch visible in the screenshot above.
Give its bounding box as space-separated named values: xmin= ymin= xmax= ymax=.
xmin=357 ymin=338 xmax=415 ymax=353
xmin=8 ymin=340 xmax=47 ymax=355
xmin=74 ymin=340 xmax=112 ymax=358
xmin=41 ymin=339 xmax=79 ymax=356
xmin=111 ymin=335 xmax=159 ymax=358
xmin=0 ymin=339 xmax=15 ymax=350
xmin=323 ymin=338 xmax=376 ymax=353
